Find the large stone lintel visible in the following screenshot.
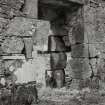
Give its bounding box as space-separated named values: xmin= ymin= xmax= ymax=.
xmin=68 ymin=0 xmax=84 ymax=5
xmin=39 ymin=0 xmax=84 ymax=7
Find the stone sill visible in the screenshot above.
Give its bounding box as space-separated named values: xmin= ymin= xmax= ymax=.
xmin=1 ymin=54 xmax=25 ymax=60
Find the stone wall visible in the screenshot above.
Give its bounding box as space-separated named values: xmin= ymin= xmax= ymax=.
xmin=0 ymin=0 xmax=51 ymax=88
xmin=65 ymin=0 xmax=105 ymax=89
xmin=83 ymin=0 xmax=105 ymax=90
xmin=1 ymin=0 xmax=105 ymax=90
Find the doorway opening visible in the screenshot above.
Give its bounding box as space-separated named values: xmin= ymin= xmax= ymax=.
xmin=38 ymin=0 xmax=83 ymax=88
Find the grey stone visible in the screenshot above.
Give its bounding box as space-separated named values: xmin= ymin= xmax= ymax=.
xmin=69 ymin=58 xmax=92 ymax=80
xmin=5 ymin=17 xmax=50 ymax=52
xmin=23 ymin=0 xmax=38 ymax=18
xmin=1 ymin=37 xmax=24 ymax=54
xmin=71 ymin=44 xmax=87 ymax=58
xmin=0 ymin=0 xmax=24 ymax=18
xmin=84 ymin=23 xmax=96 ymax=43
xmin=72 ymin=23 xmax=84 ymax=44
xmin=50 ymin=52 xmax=67 ymax=70
xmin=23 ymin=37 xmax=33 ymax=59
xmin=35 ymin=20 xmax=50 ymax=51
xmin=84 ymin=5 xmax=96 ymax=24
xmin=0 ymin=18 xmax=9 ymax=34
xmin=5 ymin=17 xmax=37 ymax=36
xmin=71 ymin=42 xmax=105 ymax=58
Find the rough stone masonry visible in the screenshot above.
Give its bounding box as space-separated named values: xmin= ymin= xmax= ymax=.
xmin=0 ymin=0 xmax=105 ymax=91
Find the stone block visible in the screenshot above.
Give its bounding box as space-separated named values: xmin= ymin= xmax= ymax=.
xmin=72 ymin=22 xmax=84 ymax=44
xmin=2 ymin=54 xmax=25 ymax=60
xmin=5 ymin=17 xmax=37 ymax=36
xmin=69 ymin=58 xmax=92 ymax=80
xmin=84 ymin=23 xmax=96 ymax=43
xmin=1 ymin=37 xmax=24 ymax=54
xmin=71 ymin=43 xmax=105 ymax=58
xmin=23 ymin=0 xmax=38 ymax=18
xmin=13 ymin=46 xmax=50 ymax=86
xmin=84 ymin=22 xmax=105 ymax=43
xmin=71 ymin=43 xmax=88 ymax=58
xmin=0 ymin=60 xmax=5 ymax=75
xmin=35 ymin=20 xmax=50 ymax=51
xmin=70 ymin=79 xmax=85 ymax=90
xmin=50 ymin=52 xmax=67 ymax=70
xmin=84 ymin=5 xmax=96 ymax=24
xmin=89 ymin=43 xmax=105 ymax=56
xmin=23 ymin=37 xmax=33 ymax=59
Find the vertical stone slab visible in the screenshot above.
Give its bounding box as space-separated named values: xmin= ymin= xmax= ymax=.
xmin=36 ymin=20 xmax=50 ymax=51
xmin=23 ymin=37 xmax=33 ymax=59
xmin=23 ymin=0 xmax=38 ymax=18
xmin=67 ymin=7 xmax=86 ymax=89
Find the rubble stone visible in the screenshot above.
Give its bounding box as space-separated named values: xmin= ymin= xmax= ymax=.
xmin=0 ymin=0 xmax=24 ymax=18
xmin=0 ymin=18 xmax=9 ymax=34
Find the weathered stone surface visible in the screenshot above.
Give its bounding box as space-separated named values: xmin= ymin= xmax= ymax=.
xmin=7 ymin=20 xmax=50 ymax=86
xmin=5 ymin=17 xmax=50 ymax=51
xmin=71 ymin=43 xmax=105 ymax=59
xmin=0 ymin=60 xmax=5 ymax=76
xmin=48 ymin=36 xmax=67 ymax=52
xmin=5 ymin=17 xmax=37 ymax=36
xmin=84 ymin=3 xmax=105 ymax=43
xmin=1 ymin=37 xmax=24 ymax=54
xmin=84 ymin=5 xmax=96 ymax=24
xmin=67 ymin=6 xmax=84 ymax=46
xmin=0 ymin=0 xmax=24 ymax=18
xmin=72 ymin=23 xmax=84 ymax=44
xmin=84 ymin=23 xmax=96 ymax=43
xmin=50 ymin=52 xmax=67 ymax=70
xmin=23 ymin=37 xmax=33 ymax=59
xmin=1 ymin=0 xmax=105 ymax=91
xmin=0 ymin=0 xmax=24 ymax=8
xmin=70 ymin=79 xmax=85 ymax=89
xmin=90 ymin=43 xmax=105 ymax=57
xmin=23 ymin=0 xmax=38 ymax=18
xmin=71 ymin=44 xmax=88 ymax=58
xmin=96 ymin=58 xmax=105 ymax=90
xmin=35 ymin=20 xmax=50 ymax=51
xmin=83 ymin=1 xmax=105 ymax=90
xmin=68 ymin=58 xmax=91 ymax=80
xmin=14 ymin=49 xmax=49 ymax=86
xmin=67 ymin=56 xmax=102 ymax=89
xmin=0 ymin=18 xmax=9 ymax=34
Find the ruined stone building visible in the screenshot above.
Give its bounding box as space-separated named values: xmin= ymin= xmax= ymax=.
xmin=0 ymin=0 xmax=105 ymax=91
